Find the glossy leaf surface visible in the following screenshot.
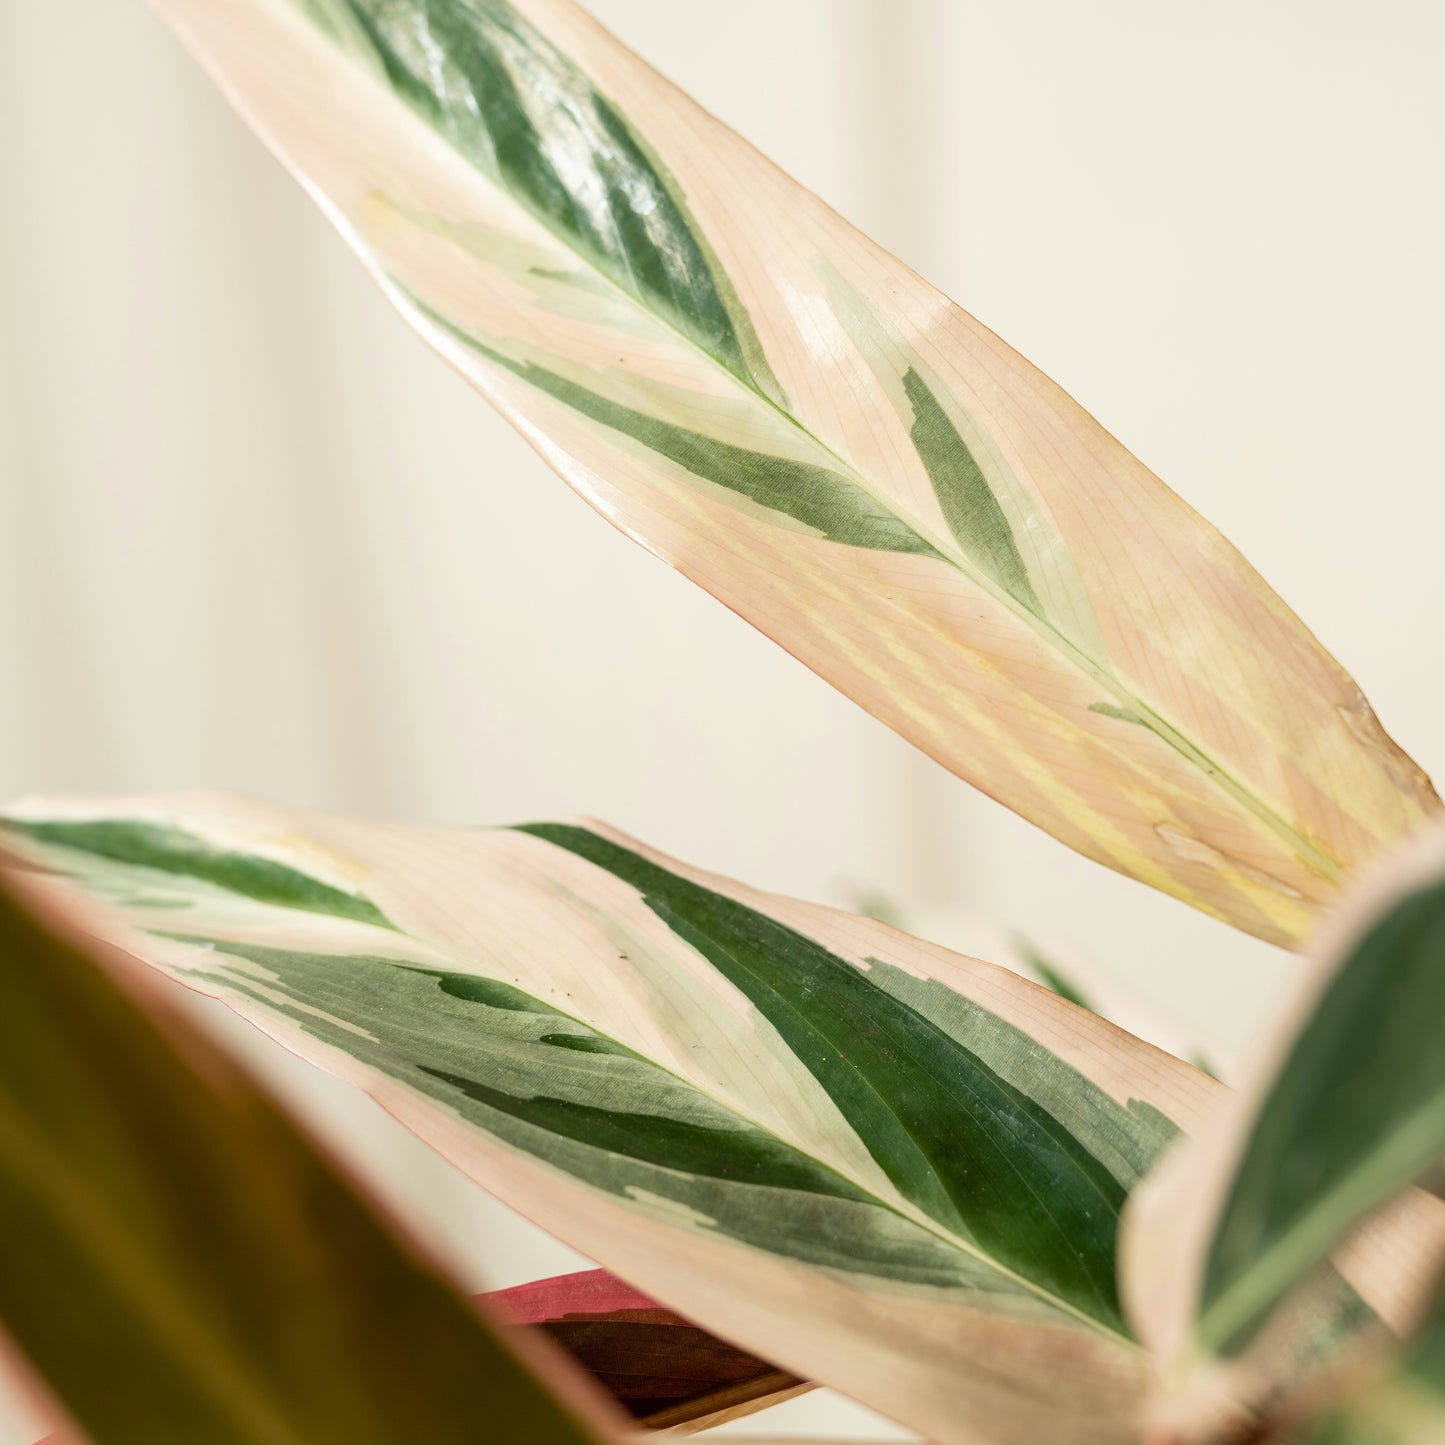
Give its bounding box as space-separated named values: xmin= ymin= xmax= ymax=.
xmin=138 ymin=0 xmax=1438 ymax=944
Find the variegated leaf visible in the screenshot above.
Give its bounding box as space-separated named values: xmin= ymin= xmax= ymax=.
xmin=3 ymin=792 xmax=1233 ymax=1445
xmin=0 ymin=858 xmax=613 ymax=1445
xmin=1120 ymin=822 xmax=1445 ymax=1436
xmin=136 ymin=0 xmax=1436 ymax=945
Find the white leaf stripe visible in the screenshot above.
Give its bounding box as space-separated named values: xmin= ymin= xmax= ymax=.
xmin=5 ymin=793 xmax=1223 ymax=1444
xmin=141 ymin=0 xmax=1438 ymax=944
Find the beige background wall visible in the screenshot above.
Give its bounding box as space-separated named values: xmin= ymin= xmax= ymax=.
xmin=1 ymin=1 xmax=1441 ymax=1437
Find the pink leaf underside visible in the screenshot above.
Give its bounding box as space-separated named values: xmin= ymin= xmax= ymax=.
xmin=486 ymin=1268 xmax=809 ymax=1429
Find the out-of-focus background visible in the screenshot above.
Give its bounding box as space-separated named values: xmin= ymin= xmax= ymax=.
xmin=1 ymin=0 xmax=1442 ymax=1437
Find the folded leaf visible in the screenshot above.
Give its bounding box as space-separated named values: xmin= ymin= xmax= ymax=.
xmin=486 ymin=1268 xmax=808 ymax=1431
xmin=136 ymin=0 xmax=1437 ymax=945
xmin=1120 ymin=821 xmax=1445 ymax=1427
xmin=5 ymin=792 xmax=1228 ymax=1445
xmin=0 ymin=862 xmax=613 ymax=1445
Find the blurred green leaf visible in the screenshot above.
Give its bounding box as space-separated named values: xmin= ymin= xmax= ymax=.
xmin=1122 ymin=824 xmax=1445 ymax=1420
xmin=0 ymin=871 xmax=611 ymax=1445
xmin=1302 ymin=1276 xmax=1445 ymax=1444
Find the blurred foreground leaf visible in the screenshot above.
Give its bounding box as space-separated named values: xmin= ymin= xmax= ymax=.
xmin=0 ymin=870 xmax=613 ymax=1444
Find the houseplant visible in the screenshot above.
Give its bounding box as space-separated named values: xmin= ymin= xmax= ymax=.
xmin=4 ymin=1 xmax=1444 ymax=1441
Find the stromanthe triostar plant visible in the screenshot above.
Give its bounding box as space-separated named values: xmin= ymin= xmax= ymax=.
xmin=3 ymin=3 xmax=1444 ymax=1444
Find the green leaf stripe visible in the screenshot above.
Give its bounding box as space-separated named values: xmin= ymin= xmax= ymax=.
xmin=301 ymin=0 xmax=779 ymax=397
xmin=6 ymin=818 xmax=393 ymax=930
xmin=899 ymin=367 xmax=1040 ymax=611
xmin=520 ymin=823 xmax=1154 ymax=1331
xmin=431 ymin=317 xmax=940 ymax=556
